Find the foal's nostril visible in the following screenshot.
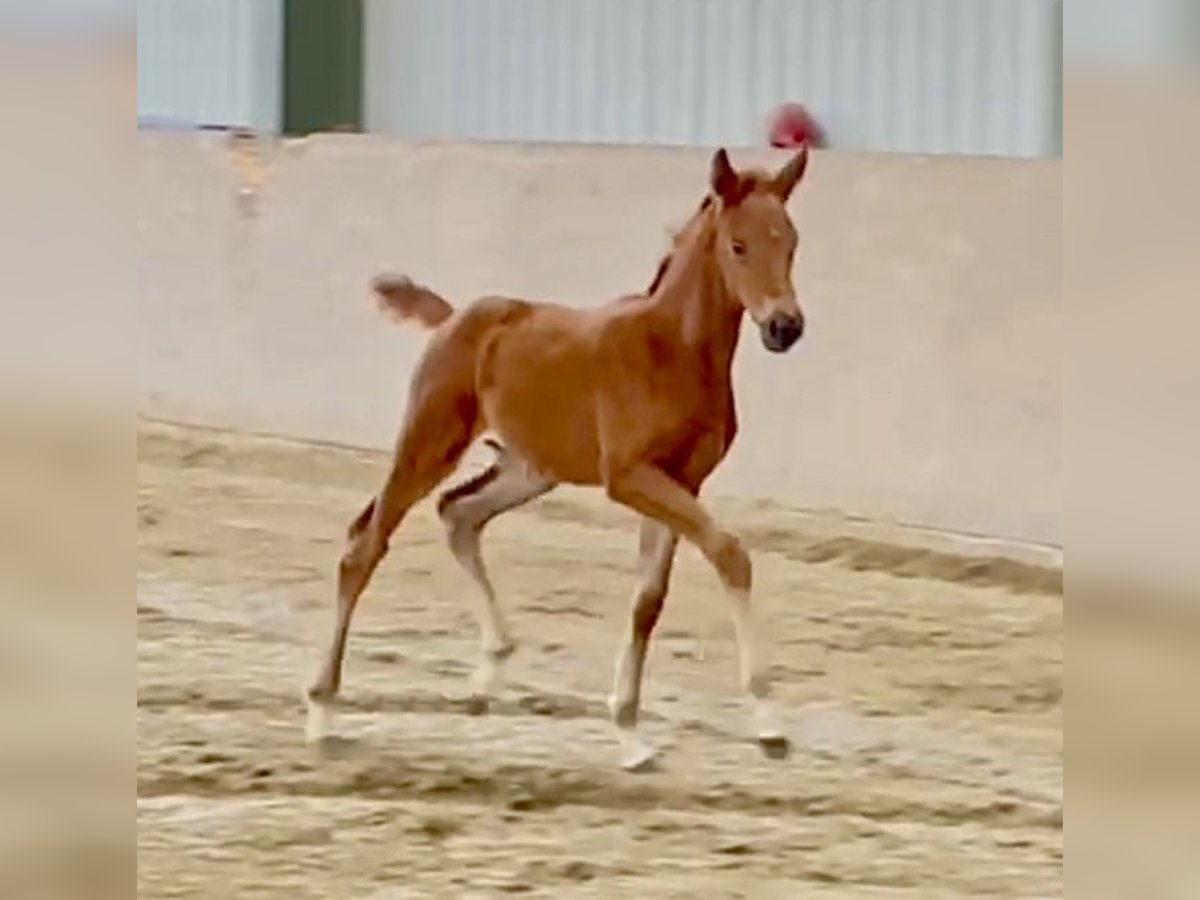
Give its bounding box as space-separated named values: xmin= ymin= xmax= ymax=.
xmin=766 ymin=314 xmax=803 ymax=349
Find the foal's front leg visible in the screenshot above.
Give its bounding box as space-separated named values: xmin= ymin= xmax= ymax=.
xmin=605 ymin=463 xmax=787 ymax=760
xmin=609 ymin=517 xmax=678 ymax=770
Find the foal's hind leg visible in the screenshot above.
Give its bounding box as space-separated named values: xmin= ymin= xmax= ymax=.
xmin=305 ymin=408 xmax=473 ymax=742
xmin=436 ymin=442 xmax=554 ymax=705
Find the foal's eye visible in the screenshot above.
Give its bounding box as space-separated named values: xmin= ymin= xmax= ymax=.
xmin=731 ymin=240 xmax=747 ymax=257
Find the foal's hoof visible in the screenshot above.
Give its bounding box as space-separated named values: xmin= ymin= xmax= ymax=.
xmin=313 ymin=734 xmax=360 ymax=760
xmin=304 ymin=696 xmax=361 ymax=757
xmin=491 ymin=639 xmax=518 ymax=662
xmin=758 ymin=735 xmax=792 ymax=760
xmin=753 ymin=702 xmax=790 ymax=759
xmin=463 ymin=695 xmax=490 ymax=717
xmin=617 ymin=732 xmax=658 ymax=773
xmin=622 ymin=749 xmax=660 ymax=774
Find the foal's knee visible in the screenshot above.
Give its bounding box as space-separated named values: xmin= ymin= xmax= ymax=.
xmin=708 ymin=530 xmax=751 ymax=592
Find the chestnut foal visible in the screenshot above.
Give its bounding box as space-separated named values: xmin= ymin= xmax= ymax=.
xmin=306 ymin=147 xmax=810 ymax=769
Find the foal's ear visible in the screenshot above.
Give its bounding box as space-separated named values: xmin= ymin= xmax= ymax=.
xmin=771 ymin=145 xmax=810 ymax=200
xmin=709 ymin=147 xmax=741 ymax=203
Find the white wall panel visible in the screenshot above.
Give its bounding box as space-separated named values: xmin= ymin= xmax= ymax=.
xmin=365 ymin=0 xmax=1062 ymax=157
xmin=137 ymin=0 xmax=282 ymax=131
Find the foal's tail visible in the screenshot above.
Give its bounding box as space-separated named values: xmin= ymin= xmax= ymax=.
xmin=371 ymin=273 xmax=455 ymax=329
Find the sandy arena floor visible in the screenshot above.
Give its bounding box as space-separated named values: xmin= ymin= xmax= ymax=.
xmin=137 ymin=422 xmax=1062 ymax=898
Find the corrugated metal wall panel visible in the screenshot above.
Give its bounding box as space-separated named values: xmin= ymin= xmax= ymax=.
xmin=136 ymin=0 xmax=282 ymax=131
xmin=364 ymin=0 xmax=1061 ymax=157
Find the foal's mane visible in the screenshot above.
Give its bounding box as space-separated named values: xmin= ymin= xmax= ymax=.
xmin=643 ymin=169 xmax=778 ymax=295
xmin=645 ymin=195 xmax=713 ymax=295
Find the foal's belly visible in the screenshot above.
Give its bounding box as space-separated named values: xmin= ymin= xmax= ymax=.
xmin=476 ymin=318 xmax=603 ymax=485
xmin=485 ymin=399 xmax=602 ymax=485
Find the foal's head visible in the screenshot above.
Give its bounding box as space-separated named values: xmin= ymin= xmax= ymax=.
xmin=706 ymin=146 xmax=809 ymax=353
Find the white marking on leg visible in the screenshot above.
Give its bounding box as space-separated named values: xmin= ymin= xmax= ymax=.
xmin=729 ymin=589 xmax=757 ymax=690
xmin=753 ymin=699 xmax=784 ymax=740
xmin=449 ymin=531 xmax=512 ymax=699
xmin=441 ymin=458 xmax=552 ymax=703
xmin=609 ymin=626 xmax=654 ymax=772
xmin=608 ymin=519 xmax=675 ymax=772
xmin=610 ymin=641 xmax=637 ymax=716
xmin=305 ymin=697 xmax=336 ymax=744
xmin=610 ymin=637 xmax=653 ymax=771
xmin=726 ymin=587 xmax=789 ymax=745
xmin=470 ymin=652 xmax=502 ymax=698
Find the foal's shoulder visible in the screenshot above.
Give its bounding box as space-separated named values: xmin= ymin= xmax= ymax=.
xmin=589 ymin=294 xmax=661 ymax=350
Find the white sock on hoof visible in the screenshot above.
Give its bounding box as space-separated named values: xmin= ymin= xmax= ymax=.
xmin=616 ymin=729 xmax=656 ymax=771
xmin=305 ymin=697 xmax=337 ymax=744
xmin=753 ymin=700 xmax=785 ymax=741
xmin=470 ymin=656 xmax=501 ymax=698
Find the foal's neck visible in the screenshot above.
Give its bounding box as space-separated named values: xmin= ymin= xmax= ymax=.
xmin=652 ymin=208 xmax=744 ymax=373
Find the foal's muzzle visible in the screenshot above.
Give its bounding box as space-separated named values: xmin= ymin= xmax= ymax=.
xmin=760 ymin=312 xmax=805 ymax=353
